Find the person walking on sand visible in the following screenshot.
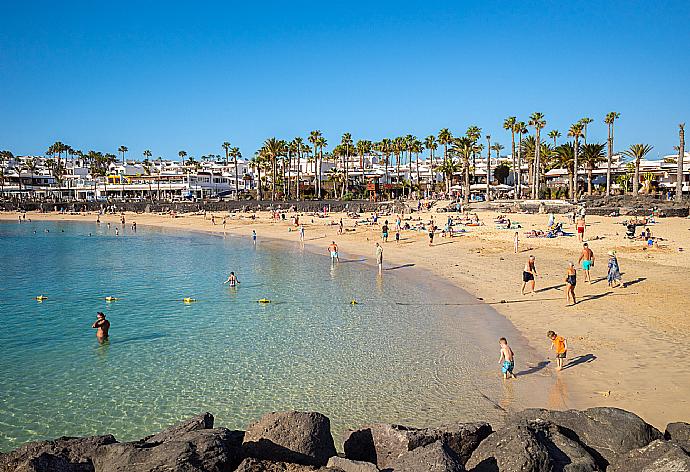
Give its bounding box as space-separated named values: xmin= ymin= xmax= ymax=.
xmin=222 ymin=217 xmax=227 ymax=231
xmin=428 ymin=224 xmax=435 ymax=246
xmin=607 ymin=250 xmax=623 ymax=288
xmin=375 ymin=242 xmax=383 ymax=272
xmin=92 ymin=312 xmax=110 ymax=344
xmin=548 ymin=330 xmax=568 ymax=371
xmin=578 ymin=243 xmax=595 ymax=283
xmin=499 ymin=337 xmax=516 ymax=379
xmin=521 ymin=255 xmax=538 ymax=295
xmin=514 ymin=231 xmax=519 ymax=254
xmin=576 ymin=215 xmax=586 ymax=242
xmin=328 ymin=241 xmax=340 ymax=263
xmin=299 ymin=224 xmax=305 ymax=241
xmin=382 ymin=221 xmax=389 ymax=242
xmin=565 ymin=262 xmax=577 ymax=306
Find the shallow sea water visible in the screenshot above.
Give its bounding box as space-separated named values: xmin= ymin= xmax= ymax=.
xmin=0 ymin=219 xmax=547 ymax=451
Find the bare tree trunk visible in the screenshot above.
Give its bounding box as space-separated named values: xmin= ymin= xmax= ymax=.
xmin=633 ymin=158 xmax=640 ymax=196
xmin=573 ymin=138 xmax=579 ymax=201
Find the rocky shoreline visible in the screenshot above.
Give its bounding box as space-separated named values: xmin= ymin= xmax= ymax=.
xmin=1 ymin=408 xmax=689 ymax=471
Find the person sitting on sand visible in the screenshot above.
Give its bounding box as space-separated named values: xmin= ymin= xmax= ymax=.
xmin=521 ymin=255 xmax=538 ymax=295
xmin=565 ymin=262 xmax=577 ymax=306
xmin=499 ymin=337 xmax=516 ymax=379
xmin=578 ymin=243 xmax=595 ymax=283
xmin=92 ymin=312 xmax=110 ymax=343
xmin=224 ymin=272 xmax=240 ymax=286
xmin=548 ymin=330 xmax=568 ymax=371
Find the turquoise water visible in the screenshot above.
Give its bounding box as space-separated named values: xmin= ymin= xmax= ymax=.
xmin=0 ymin=219 xmax=543 ymax=451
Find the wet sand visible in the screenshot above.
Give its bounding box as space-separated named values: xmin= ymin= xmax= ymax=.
xmin=4 ymin=205 xmax=689 ymax=429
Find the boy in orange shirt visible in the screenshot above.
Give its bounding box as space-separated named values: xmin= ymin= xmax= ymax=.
xmin=548 ymin=330 xmax=568 ymax=371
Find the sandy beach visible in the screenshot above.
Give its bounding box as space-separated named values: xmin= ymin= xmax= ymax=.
xmin=3 ymin=206 xmax=689 ymax=429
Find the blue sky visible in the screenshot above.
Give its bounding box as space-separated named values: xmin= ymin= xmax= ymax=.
xmin=1 ymin=1 xmax=688 ymax=161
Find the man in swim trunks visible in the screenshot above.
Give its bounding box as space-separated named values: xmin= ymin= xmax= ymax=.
xmin=499 ymin=337 xmax=516 ymax=379
xmin=578 ymin=243 xmax=595 ymax=283
xmin=224 ymin=271 xmax=240 ymax=286
xmin=576 ymin=216 xmax=586 ymax=242
xmin=92 ymin=312 xmax=110 ymax=343
xmin=521 ymin=255 xmax=538 ymax=295
xmin=328 ymin=241 xmax=339 ymax=262
xmin=381 ymin=221 xmax=389 ymax=242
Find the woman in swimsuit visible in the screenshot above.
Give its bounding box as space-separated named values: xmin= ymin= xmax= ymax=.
xmin=521 ymin=255 xmax=538 ymax=295
xmin=565 ymin=262 xmax=577 ymax=306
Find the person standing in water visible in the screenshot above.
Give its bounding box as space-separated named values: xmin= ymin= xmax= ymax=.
xmin=328 ymin=241 xmax=339 ymax=262
xmin=375 ymin=242 xmax=383 ymax=273
xmin=92 ymin=312 xmax=110 ymax=343
xmin=565 ymin=262 xmax=577 ymax=306
xmin=498 ymin=337 xmax=516 ymax=379
xmin=299 ymin=224 xmax=305 ymax=242
xmin=252 ymin=230 xmax=257 ymax=245
xmin=224 ymin=272 xmax=240 ymax=286
xmin=521 ymin=255 xmax=538 ymax=295
xmin=578 ymin=243 xmax=594 ymax=283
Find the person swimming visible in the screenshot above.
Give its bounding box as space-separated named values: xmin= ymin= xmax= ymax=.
xmin=92 ymin=312 xmax=110 ymax=343
xmin=224 ymin=271 xmax=240 ymax=287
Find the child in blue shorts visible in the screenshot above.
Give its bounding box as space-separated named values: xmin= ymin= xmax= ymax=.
xmin=499 ymin=337 xmax=516 ymax=379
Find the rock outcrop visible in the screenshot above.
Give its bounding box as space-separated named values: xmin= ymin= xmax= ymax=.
xmin=0 ymin=435 xmax=116 ymax=472
xmin=466 ymin=419 xmax=598 ymax=472
xmin=509 ymin=407 xmax=663 ymax=468
xmin=2 ymin=407 xmax=686 ymax=472
xmin=343 ymin=422 xmax=491 ymax=469
xmin=243 ymin=411 xmax=337 ymax=467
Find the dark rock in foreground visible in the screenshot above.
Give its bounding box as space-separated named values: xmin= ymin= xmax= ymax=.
xmin=2 ymin=407 xmax=685 ymax=472
xmin=343 ymin=422 xmax=491 ymax=468
xmin=607 ymin=439 xmax=690 ymax=471
xmin=243 ymin=411 xmax=337 ymax=467
xmin=0 ymin=435 xmax=116 ymax=472
xmin=509 ymin=407 xmax=663 ymax=468
xmin=235 ymin=457 xmax=330 ymax=471
xmin=666 ymin=422 xmax=690 ymax=451
xmin=466 ymin=419 xmax=598 ymax=472
xmin=384 ymin=440 xmax=465 ymax=472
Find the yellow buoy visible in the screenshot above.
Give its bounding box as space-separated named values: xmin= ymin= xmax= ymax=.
xmin=35 ymin=295 xmax=48 ymax=301
xmin=183 ymin=298 xmax=197 ymax=303
xmin=350 ymin=299 xmax=358 ymax=305
xmin=257 ymin=298 xmax=271 ymax=304
xmin=105 ymin=296 xmax=119 ymax=302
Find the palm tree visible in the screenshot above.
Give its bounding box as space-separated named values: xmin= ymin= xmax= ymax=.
xmin=262 ymin=137 xmax=285 ymax=201
xmin=222 ymin=142 xmax=231 ymax=166
xmin=143 ymin=150 xmax=153 ymax=201
xmin=579 ymin=117 xmax=594 ymax=144
xmin=503 ymin=117 xmax=517 ymax=195
xmin=412 ymin=139 xmax=423 ymax=196
xmin=178 ymin=150 xmax=187 ymax=167
xmin=528 ymin=113 xmax=546 ymax=198
xmin=341 ymin=133 xmax=353 ymax=196
xmin=568 ymin=122 xmax=584 ymax=200
xmin=677 ymin=124 xmax=685 ymax=201
xmin=514 ymin=121 xmax=528 ymax=198
xmin=622 ymin=144 xmax=653 ymax=196
xmin=293 ymin=137 xmax=304 ymax=199
xmin=553 ymin=143 xmax=575 ymax=199
xmin=451 ymin=137 xmax=474 ymax=203
xmin=485 ymin=135 xmax=491 ymax=201
xmin=548 ymin=130 xmax=561 ymax=147
xmin=231 ymin=147 xmax=242 ymax=198
xmin=118 ymin=145 xmax=128 ymax=165
xmin=604 ymin=112 xmax=621 ymax=196
xmin=378 ymin=139 xmax=392 ymax=198
xmin=580 ymin=143 xmax=606 ymax=195
xmin=317 ymin=136 xmax=327 ymax=198
xmin=308 ymin=130 xmax=322 ymax=197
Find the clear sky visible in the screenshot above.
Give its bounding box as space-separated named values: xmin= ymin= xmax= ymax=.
xmin=1 ymin=1 xmax=688 ymax=161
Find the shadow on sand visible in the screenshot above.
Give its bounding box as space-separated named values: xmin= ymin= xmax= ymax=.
xmin=561 ymin=353 xmax=597 ymax=370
